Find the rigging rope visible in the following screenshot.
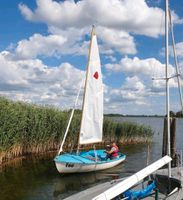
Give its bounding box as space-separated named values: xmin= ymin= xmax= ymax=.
xmin=58 ymin=78 xmax=84 ymax=155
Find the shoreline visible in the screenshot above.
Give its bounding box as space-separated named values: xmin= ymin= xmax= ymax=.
xmin=0 ymin=136 xmax=152 ymax=167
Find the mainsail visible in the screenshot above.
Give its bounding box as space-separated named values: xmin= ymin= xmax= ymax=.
xmin=79 ymin=28 xmax=103 ymax=145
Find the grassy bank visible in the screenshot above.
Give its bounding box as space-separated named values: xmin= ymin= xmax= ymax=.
xmin=0 ymin=97 xmax=153 ymax=165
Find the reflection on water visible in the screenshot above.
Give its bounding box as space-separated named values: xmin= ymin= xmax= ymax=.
xmin=0 ymin=145 xmax=147 ymax=200
xmin=54 ymin=172 xmax=109 ymax=199
xmin=0 ymin=117 xmax=182 ymax=200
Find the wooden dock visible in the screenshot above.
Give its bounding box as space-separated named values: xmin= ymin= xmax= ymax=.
xmin=64 ymin=167 xmax=183 ymax=200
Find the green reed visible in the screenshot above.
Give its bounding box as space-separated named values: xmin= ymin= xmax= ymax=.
xmin=0 ymin=97 xmax=153 ymax=164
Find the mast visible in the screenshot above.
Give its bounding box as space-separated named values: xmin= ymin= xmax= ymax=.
xmin=77 ymin=25 xmax=96 ymax=153
xmin=77 ymin=25 xmax=103 ymax=149
xmin=165 ymin=0 xmax=171 ymax=177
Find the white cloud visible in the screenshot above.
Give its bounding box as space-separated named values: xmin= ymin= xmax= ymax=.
xmin=47 ymin=27 xmax=93 ymax=56
xmin=179 ymin=61 xmax=183 ymax=75
xmin=98 ymin=27 xmax=136 ymax=55
xmin=17 ymin=0 xmax=182 ymax=58
xmin=0 ymin=51 xmax=85 ymax=108
xmin=171 ymin=10 xmax=183 ymax=24
xmin=0 ymin=52 xmax=28 ymax=85
xmin=10 ymin=27 xmax=94 ymax=59
xmin=13 ymin=26 xmax=136 ymax=59
xmin=16 ymin=33 xmax=67 ymax=59
xmin=1 ymin=49 xmax=181 ymax=115
xmin=10 ymin=23 xmax=136 ymax=61
xmin=103 ymin=76 xmax=153 ymax=114
xmin=106 ymin=76 xmax=148 ymax=104
xmin=104 ymin=55 xmax=117 ymax=62
xmin=169 ymin=42 xmax=183 ymax=58
xmin=123 ymin=76 xmax=145 ymax=91
xmin=19 ymin=0 xmax=182 ymax=38
xmin=103 ymin=73 xmax=181 ymax=114
xmin=0 ymin=49 xmax=156 ymax=114
xmin=105 ymin=56 xmax=175 ymax=78
xmin=105 ymin=56 xmax=179 ymax=95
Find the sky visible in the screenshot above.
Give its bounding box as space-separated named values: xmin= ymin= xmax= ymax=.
xmin=0 ymin=0 xmax=183 ymax=115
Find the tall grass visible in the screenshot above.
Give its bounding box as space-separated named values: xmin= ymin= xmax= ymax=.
xmin=103 ymin=118 xmax=153 ymax=144
xmin=0 ymin=97 xmax=153 ymax=164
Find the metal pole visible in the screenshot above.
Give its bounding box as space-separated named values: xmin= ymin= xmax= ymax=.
xmin=169 ymin=10 xmax=183 ymax=113
xmin=165 ymin=0 xmax=171 ymax=177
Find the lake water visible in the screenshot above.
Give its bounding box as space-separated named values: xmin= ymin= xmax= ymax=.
xmin=0 ymin=117 xmax=182 ymax=200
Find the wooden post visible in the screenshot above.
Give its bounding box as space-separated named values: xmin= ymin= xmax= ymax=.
xmin=170 ymin=117 xmax=176 ymax=167
xmin=162 ymin=118 xmax=168 ymax=157
xmin=162 ymin=116 xmax=177 ymax=166
xmin=155 ymin=188 xmax=159 ymax=200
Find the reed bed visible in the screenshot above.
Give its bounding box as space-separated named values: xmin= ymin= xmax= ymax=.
xmin=0 ymin=97 xmax=153 ymax=165
xmin=103 ymin=119 xmax=153 ymax=144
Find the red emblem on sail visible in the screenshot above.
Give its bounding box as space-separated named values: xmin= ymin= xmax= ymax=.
xmin=93 ymin=71 xmax=99 ymax=79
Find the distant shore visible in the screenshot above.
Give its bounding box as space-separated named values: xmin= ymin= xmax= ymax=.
xmin=105 ymin=112 xmax=183 ymax=118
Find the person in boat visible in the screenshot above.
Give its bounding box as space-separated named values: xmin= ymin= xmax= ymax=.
xmin=105 ymin=142 xmax=119 ymax=160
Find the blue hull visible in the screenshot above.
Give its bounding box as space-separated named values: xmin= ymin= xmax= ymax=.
xmin=54 ymin=149 xmax=126 ymax=164
xmin=54 ymin=149 xmax=126 ymax=173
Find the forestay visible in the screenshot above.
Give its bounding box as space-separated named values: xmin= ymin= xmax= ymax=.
xmin=79 ymin=30 xmax=103 ymax=145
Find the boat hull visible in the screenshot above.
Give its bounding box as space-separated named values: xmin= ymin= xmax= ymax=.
xmin=54 ymin=150 xmax=126 ymax=174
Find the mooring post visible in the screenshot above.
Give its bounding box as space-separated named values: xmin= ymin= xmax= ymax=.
xmin=155 ymin=188 xmax=159 ymax=200
xmin=162 ymin=117 xmax=168 ymax=157
xmin=170 ymin=117 xmax=176 ymax=167
xmin=162 ymin=115 xmax=177 ymax=166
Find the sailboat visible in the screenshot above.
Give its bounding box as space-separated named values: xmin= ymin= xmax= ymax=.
xmin=54 ymin=26 xmax=126 ymax=174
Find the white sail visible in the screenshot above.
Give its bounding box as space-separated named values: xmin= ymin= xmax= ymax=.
xmin=79 ymin=29 xmax=103 ymax=145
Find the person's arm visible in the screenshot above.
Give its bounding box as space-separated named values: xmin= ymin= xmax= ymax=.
xmin=106 ymin=147 xmax=115 ymax=154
